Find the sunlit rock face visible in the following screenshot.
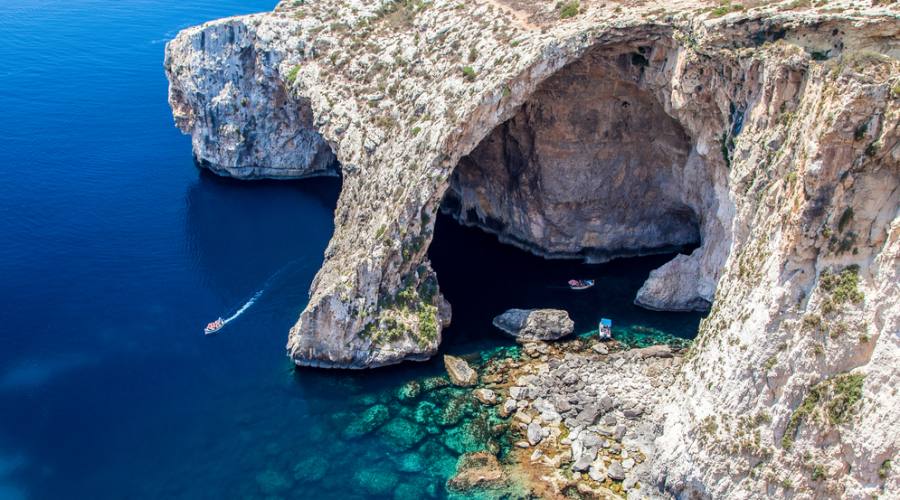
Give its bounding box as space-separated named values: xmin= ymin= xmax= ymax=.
xmin=445 ymin=47 xmax=700 ymax=262
xmin=164 ymin=17 xmax=337 ymax=179
xmin=166 ymin=2 xmax=900 ymax=497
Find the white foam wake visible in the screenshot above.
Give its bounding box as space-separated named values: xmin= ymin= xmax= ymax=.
xmin=206 ymin=260 xmax=305 ymax=334
xmin=222 ymin=289 xmax=263 ymax=325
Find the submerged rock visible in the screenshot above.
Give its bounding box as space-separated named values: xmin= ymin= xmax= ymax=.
xmin=492 ymin=309 xmax=574 ymax=341
xmin=446 ymin=452 xmax=506 ymax=492
xmin=342 ymin=404 xmax=390 ymax=439
xmin=396 ymin=380 xmax=421 ymax=402
xmin=378 ymin=417 xmax=426 ymax=450
xmin=444 ymin=355 xmax=477 ymax=387
xmin=292 ymin=456 xmax=329 ymax=484
xmin=255 ymin=469 xmax=291 ymax=495
xmin=353 ymin=467 xmax=399 ymax=496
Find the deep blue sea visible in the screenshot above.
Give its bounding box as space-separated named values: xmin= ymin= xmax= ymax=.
xmin=0 ymin=2 xmax=703 ymax=498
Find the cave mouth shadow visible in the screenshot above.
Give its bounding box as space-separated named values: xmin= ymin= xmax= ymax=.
xmin=430 ymin=41 xmax=714 ymax=352
xmin=428 ymin=212 xmax=704 ymax=355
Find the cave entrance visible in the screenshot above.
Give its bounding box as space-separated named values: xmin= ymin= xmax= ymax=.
xmin=428 ymin=213 xmax=703 ymax=354
xmin=432 ymin=42 xmax=711 ymax=351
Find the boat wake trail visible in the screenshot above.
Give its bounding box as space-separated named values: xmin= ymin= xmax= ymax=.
xmin=222 ymin=289 xmax=263 ymax=325
xmin=205 ymin=260 xmax=305 ymax=335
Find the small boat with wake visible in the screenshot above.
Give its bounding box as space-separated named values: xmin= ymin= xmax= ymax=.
xmin=568 ymin=279 xmax=595 ymax=290
xmin=204 ymin=317 xmax=225 ymax=335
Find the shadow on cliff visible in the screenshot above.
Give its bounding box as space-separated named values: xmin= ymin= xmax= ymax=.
xmin=428 ymin=213 xmax=705 ymax=354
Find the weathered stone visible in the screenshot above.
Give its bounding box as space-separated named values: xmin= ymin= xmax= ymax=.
xmin=527 ymin=421 xmax=543 ymax=446
xmin=575 ymin=404 xmax=601 ymax=426
xmin=624 ymin=345 xmax=673 ymax=360
xmin=473 ymin=388 xmax=497 ymax=405
xmin=444 ymin=355 xmax=477 ymax=387
xmin=607 ymin=461 xmax=626 ymax=482
xmin=168 ymin=4 xmax=900 ymax=498
xmin=572 ymin=453 xmax=593 ymax=472
xmin=446 ymin=452 xmax=506 ymax=491
xmin=492 ymin=308 xmax=575 ymax=340
xmin=623 ymin=407 xmax=644 ymax=419
xmin=499 ymin=398 xmax=517 ymax=418
xmin=589 ymin=463 xmax=607 ymax=482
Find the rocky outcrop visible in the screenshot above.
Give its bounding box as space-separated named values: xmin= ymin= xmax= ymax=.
xmin=167 ymin=1 xmax=900 ymax=497
xmin=164 ymin=16 xmax=337 ymax=178
xmin=444 ymin=355 xmax=477 ymax=387
xmin=492 ymin=308 xmax=575 ymax=341
xmin=446 ymin=451 xmax=506 ymax=492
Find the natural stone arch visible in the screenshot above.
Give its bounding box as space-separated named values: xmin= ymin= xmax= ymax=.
xmin=440 ymin=39 xmax=729 ymax=313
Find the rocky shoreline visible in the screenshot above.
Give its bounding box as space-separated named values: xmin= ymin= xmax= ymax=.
xmin=166 ymin=0 xmax=899 ymax=496
xmin=443 ymin=334 xmax=687 ymax=499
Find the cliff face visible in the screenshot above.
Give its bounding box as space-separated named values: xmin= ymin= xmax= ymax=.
xmin=165 ymin=0 xmax=900 ymax=497
xmin=164 ymin=15 xmax=337 ymax=178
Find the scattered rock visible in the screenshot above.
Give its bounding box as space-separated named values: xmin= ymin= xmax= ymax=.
xmin=527 ymin=421 xmax=544 ymax=445
xmin=572 ymin=454 xmax=593 ymax=472
xmin=622 ymin=458 xmax=636 ymax=470
xmin=444 ymin=355 xmax=478 ymax=387
xmin=608 ymin=461 xmax=626 ymax=481
xmin=499 ymin=398 xmax=517 ymax=417
xmin=623 ymin=406 xmax=644 ymax=418
xmin=575 ymin=404 xmax=601 ymax=426
xmin=592 ymin=343 xmax=609 ymax=355
xmin=473 ymin=388 xmax=497 ymax=405
xmin=598 ymin=396 xmax=615 ymax=414
xmin=492 ymin=308 xmax=575 ymax=341
xmin=624 ymin=344 xmax=673 ymax=359
xmin=446 ymin=452 xmax=506 ymax=491
xmin=589 ymin=463 xmax=607 ymax=482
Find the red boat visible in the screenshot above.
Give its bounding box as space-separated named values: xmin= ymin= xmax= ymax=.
xmin=204 ymin=318 xmax=224 ymax=335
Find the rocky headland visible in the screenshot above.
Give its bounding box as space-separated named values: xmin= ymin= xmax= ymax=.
xmin=166 ymin=0 xmax=899 ymax=497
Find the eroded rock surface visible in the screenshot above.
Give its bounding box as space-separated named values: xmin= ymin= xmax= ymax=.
xmin=444 ymin=355 xmax=478 ymax=387
xmin=166 ymin=1 xmax=900 ymax=497
xmin=493 ymin=308 xmax=575 ymax=341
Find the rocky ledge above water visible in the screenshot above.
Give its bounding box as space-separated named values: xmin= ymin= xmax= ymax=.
xmin=166 ymin=1 xmax=900 ymax=497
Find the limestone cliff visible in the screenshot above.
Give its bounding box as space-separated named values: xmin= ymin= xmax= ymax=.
xmin=166 ymin=0 xmax=899 ymax=497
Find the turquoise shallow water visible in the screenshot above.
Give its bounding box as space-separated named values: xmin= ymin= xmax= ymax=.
xmin=0 ymin=1 xmax=703 ymax=498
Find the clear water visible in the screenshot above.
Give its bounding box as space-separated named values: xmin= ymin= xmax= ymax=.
xmin=0 ymin=1 xmax=703 ymax=498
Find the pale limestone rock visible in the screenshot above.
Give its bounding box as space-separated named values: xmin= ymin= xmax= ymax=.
xmin=444 ymin=355 xmax=477 ymax=387
xmin=166 ymin=1 xmax=900 ymax=497
xmin=492 ymin=308 xmax=575 ymax=340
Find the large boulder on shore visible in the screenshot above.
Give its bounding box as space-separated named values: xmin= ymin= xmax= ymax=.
xmin=492 ymin=309 xmax=574 ymax=341
xmin=444 ymin=355 xmax=477 ymax=387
